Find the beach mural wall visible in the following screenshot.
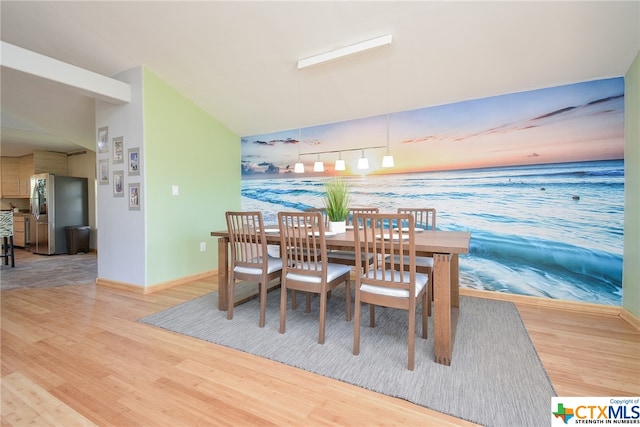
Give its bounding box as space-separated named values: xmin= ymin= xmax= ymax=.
xmin=241 ymin=77 xmax=625 ymax=306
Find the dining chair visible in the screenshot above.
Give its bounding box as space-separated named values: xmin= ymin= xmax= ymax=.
xmin=304 ymin=207 xmax=328 ymax=227
xmin=225 ymin=211 xmax=283 ymax=327
xmin=0 ymin=211 xmax=16 ymax=267
xmin=278 ymin=211 xmax=351 ymax=344
xmin=390 ymin=208 xmax=437 ymax=316
xmin=353 ymin=212 xmax=429 ymax=371
xmin=326 ymin=207 xmax=379 ymax=273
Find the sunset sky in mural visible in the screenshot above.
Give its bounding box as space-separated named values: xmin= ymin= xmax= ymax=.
xmin=241 ymin=78 xmax=624 ymax=176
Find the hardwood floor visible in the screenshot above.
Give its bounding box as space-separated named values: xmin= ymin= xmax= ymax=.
xmin=1 ymin=271 xmax=639 ymax=426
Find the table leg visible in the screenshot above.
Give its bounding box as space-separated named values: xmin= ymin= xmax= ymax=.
xmin=451 ymin=253 xmax=459 ymax=308
xmin=217 ymin=236 xmax=229 ymax=311
xmin=433 ymin=252 xmax=452 ymax=366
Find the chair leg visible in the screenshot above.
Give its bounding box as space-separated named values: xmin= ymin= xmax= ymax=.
xmin=427 ymin=268 xmax=433 ymax=317
xmin=306 ymin=292 xmax=311 ymax=313
xmin=291 ymin=290 xmax=297 ymax=310
xmin=408 ymin=305 xmax=416 ymax=371
xmin=421 ymin=291 xmax=428 ymax=339
xmin=369 ymin=304 xmax=375 ymax=327
xmin=9 ymin=237 xmax=14 ymax=267
xmin=227 ymin=274 xmax=235 ymax=321
xmin=344 ymin=278 xmax=351 ymax=321
xmin=280 ymin=285 xmax=288 ymax=334
xmin=353 ymin=294 xmax=361 ymax=355
xmin=318 ymin=292 xmax=327 ymax=344
xmin=259 ymin=280 xmax=267 ymax=328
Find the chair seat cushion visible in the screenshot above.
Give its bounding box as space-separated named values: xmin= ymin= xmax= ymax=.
xmin=388 ymin=254 xmax=434 ymax=269
xmin=360 ymin=269 xmax=428 ymax=298
xmin=286 ymin=262 xmax=352 ymax=283
xmin=234 ymin=257 xmax=283 ymax=275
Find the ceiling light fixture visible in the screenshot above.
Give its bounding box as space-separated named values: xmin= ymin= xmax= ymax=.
xmin=297 ymin=34 xmax=393 ymax=69
xmin=382 ymin=115 xmax=395 ymax=168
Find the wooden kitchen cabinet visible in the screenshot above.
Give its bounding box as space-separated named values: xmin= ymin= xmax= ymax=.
xmin=13 ymin=215 xmax=27 ymax=247
xmin=1 ymin=157 xmax=20 ymax=197
xmin=18 ymin=154 xmax=34 ymax=197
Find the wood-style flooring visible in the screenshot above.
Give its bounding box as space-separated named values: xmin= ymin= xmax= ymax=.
xmin=1 ymin=252 xmax=639 ymax=426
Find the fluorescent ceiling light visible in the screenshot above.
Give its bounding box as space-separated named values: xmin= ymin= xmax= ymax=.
xmin=297 ymin=34 xmax=392 ymax=69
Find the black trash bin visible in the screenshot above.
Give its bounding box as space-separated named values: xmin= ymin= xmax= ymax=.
xmin=65 ymin=226 xmax=90 ymax=255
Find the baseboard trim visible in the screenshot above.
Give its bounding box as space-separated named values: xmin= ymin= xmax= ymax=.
xmin=96 ymin=270 xmax=217 ymax=295
xmin=620 ymin=308 xmax=640 ymax=330
xmin=460 ymin=288 xmax=622 ymax=316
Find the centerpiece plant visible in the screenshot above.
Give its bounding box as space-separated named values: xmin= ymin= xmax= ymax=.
xmin=323 ymin=177 xmax=351 ymax=232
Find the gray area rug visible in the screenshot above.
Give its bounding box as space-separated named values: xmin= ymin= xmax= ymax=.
xmin=0 ymin=250 xmax=96 ymax=291
xmin=140 ymin=286 xmax=556 ymax=427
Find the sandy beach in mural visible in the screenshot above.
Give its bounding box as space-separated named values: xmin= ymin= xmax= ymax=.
xmin=240 ymin=78 xmax=625 ymax=306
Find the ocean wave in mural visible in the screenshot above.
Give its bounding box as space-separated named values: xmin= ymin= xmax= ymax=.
xmin=241 ymin=78 xmax=625 ymax=306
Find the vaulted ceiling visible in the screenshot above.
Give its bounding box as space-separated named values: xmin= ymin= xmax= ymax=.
xmin=1 ymin=1 xmax=639 ymax=157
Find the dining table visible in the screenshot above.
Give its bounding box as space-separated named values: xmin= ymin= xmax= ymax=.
xmin=210 ymin=226 xmax=471 ymax=366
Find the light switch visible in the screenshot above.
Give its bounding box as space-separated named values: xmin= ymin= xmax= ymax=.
xmin=172 ymin=185 xmax=179 ymax=196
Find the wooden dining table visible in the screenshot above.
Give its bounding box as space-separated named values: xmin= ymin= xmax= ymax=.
xmin=210 ymin=227 xmax=471 ymax=366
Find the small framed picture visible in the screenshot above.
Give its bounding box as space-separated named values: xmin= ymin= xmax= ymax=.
xmin=98 ymin=159 xmax=109 ymax=185
xmin=128 ymin=147 xmax=140 ymax=176
xmin=113 ymin=170 xmax=124 ymax=197
xmin=113 ymin=137 xmax=124 ymax=164
xmin=128 ymin=183 xmax=141 ymax=210
xmin=97 ymin=126 xmax=109 ymax=153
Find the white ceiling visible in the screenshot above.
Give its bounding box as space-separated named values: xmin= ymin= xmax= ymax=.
xmin=1 ymin=1 xmax=639 ymax=157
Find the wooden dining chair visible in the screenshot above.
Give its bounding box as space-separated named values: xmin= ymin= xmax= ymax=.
xmin=353 ymin=212 xmax=429 ymax=371
xmin=390 ymin=208 xmax=437 ymax=316
xmin=226 ymin=211 xmax=283 ymax=327
xmin=304 ymin=207 xmax=329 ymax=227
xmin=278 ymin=211 xmax=351 ymax=344
xmin=326 ymin=207 xmax=379 ymax=273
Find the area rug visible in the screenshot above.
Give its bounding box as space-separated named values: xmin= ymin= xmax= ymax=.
xmin=140 ymin=286 xmax=556 ymax=427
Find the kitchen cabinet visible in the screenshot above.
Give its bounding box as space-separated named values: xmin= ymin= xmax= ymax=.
xmin=1 ymin=152 xmax=67 ymax=198
xmin=1 ymin=157 xmax=20 ymax=197
xmin=13 ymin=215 xmax=27 ymax=248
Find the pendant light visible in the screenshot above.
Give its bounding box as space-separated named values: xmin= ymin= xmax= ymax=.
xmin=334 ymin=152 xmax=346 ymax=171
xmin=313 ymin=154 xmax=325 ymax=172
xmin=357 ymin=149 xmax=369 ymax=170
xmin=382 ymin=115 xmax=395 ymax=168
xmin=294 ymin=128 xmax=305 ymax=173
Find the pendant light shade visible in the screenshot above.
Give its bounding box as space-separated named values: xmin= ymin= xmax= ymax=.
xmin=382 ymin=115 xmax=394 ymax=168
xmin=357 ymin=150 xmax=369 ymax=170
xmin=313 ymin=155 xmax=325 ymax=172
xmin=335 ymin=152 xmax=346 ymax=171
xmin=294 ymin=128 xmax=304 ymax=173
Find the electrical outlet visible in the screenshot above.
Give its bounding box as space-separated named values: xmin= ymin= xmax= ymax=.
xmin=172 ymin=185 xmax=179 ymax=196
xmin=200 ymin=242 xmax=206 ymax=252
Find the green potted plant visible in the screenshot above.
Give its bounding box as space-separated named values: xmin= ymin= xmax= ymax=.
xmin=323 ymin=177 xmax=351 ymax=233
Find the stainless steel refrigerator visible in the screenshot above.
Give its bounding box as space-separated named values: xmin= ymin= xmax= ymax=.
xmin=30 ymin=173 xmax=89 ymax=255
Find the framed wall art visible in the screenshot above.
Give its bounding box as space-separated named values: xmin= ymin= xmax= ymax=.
xmin=97 ymin=126 xmax=109 ymax=153
xmin=113 ymin=170 xmax=124 ymax=197
xmin=113 ymin=137 xmax=124 ymax=164
xmin=98 ymin=159 xmax=109 ymax=185
xmin=128 ymin=183 xmax=141 ymax=210
xmin=128 ymin=147 xmax=140 ymax=176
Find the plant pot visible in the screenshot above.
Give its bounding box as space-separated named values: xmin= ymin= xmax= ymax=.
xmin=329 ymin=220 xmax=346 ymax=234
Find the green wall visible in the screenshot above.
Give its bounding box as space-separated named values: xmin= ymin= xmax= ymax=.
xmin=624 ymin=52 xmax=640 ymax=317
xmin=143 ymin=68 xmax=240 ymax=286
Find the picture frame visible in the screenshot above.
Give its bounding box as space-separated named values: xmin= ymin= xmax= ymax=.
xmin=113 ymin=137 xmax=124 ymax=164
xmin=113 ymin=170 xmax=124 ymax=197
xmin=128 ymin=147 xmax=140 ymax=176
xmin=98 ymin=159 xmax=109 ymax=185
xmin=97 ymin=126 xmax=109 ymax=153
xmin=128 ymin=183 xmax=141 ymax=210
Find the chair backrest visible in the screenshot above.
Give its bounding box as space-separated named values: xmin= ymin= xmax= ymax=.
xmin=278 ymin=211 xmax=327 ymax=281
xmin=304 ymin=207 xmax=328 ymax=227
xmin=225 ymin=211 xmax=268 ymax=271
xmin=353 ymin=212 xmax=417 ymax=291
xmin=397 ymin=208 xmax=436 ymax=230
xmin=0 ymin=211 xmax=14 ymax=238
xmin=347 ymin=207 xmax=379 ymax=226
